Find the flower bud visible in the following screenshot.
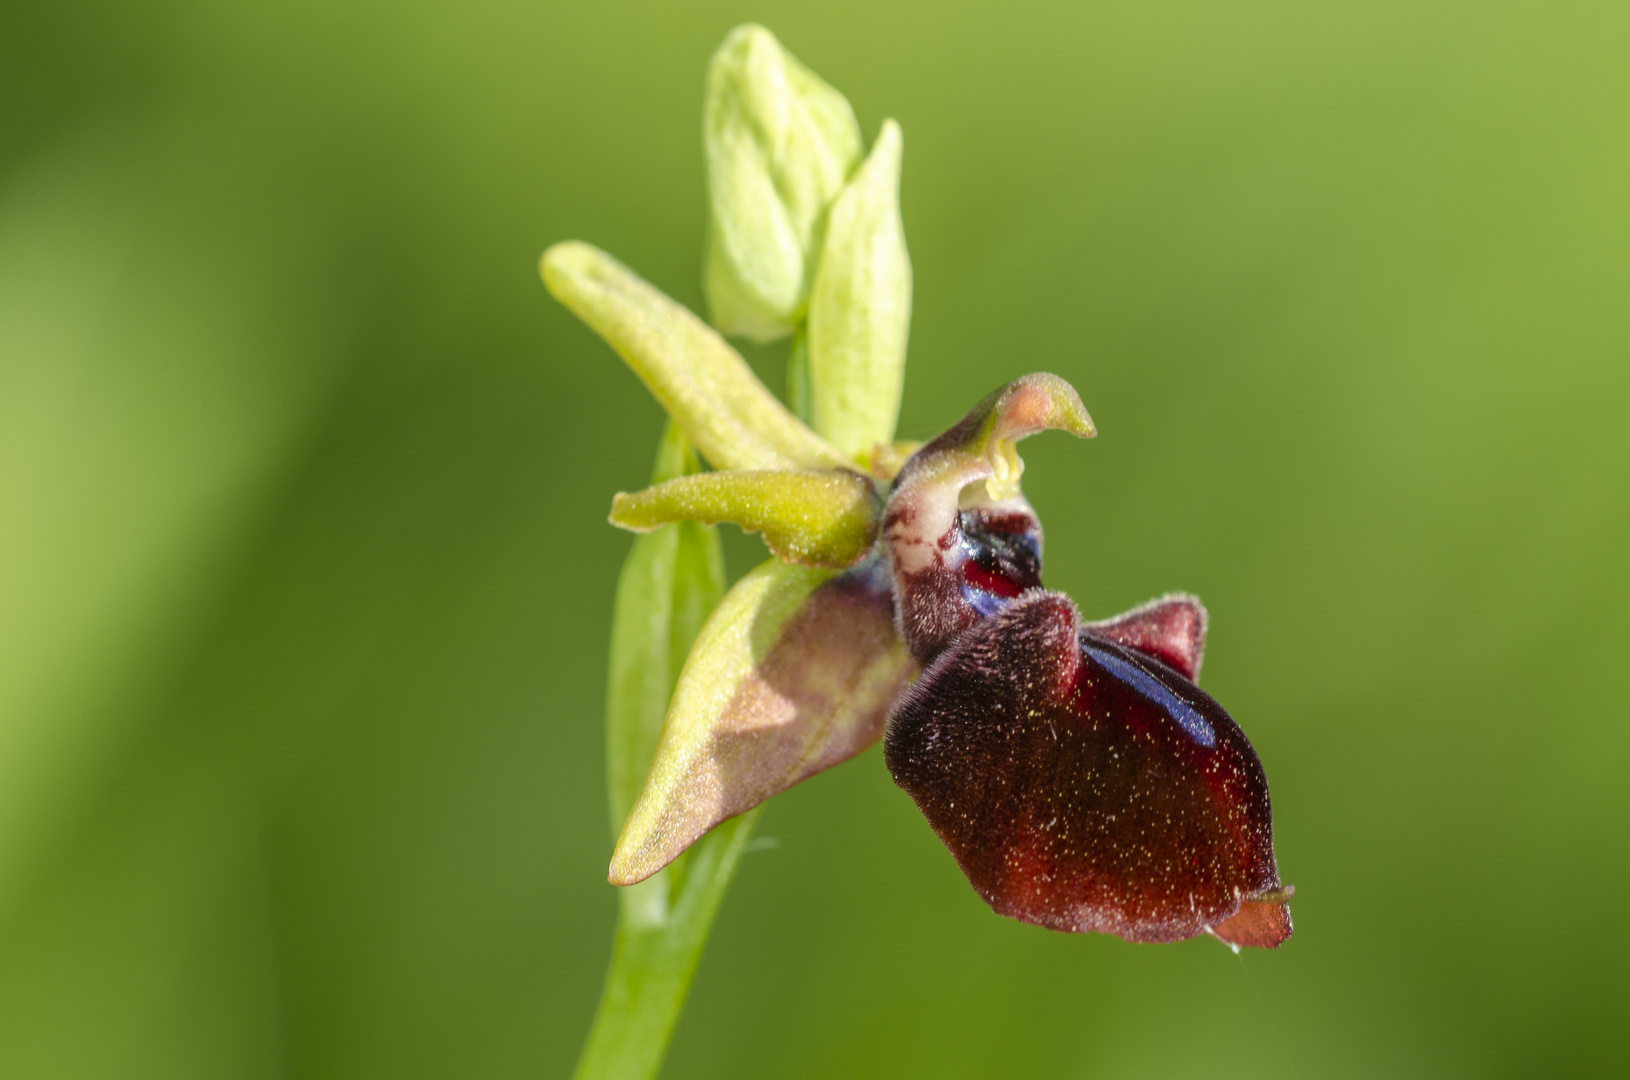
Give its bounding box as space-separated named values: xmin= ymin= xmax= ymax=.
xmin=703 ymin=25 xmax=863 ymax=341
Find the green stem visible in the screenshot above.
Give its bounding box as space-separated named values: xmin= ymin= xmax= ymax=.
xmin=576 ymin=319 xmax=815 ymax=1079
xmin=572 ymin=811 xmax=757 ymax=1080
xmin=574 ymin=423 xmax=753 ymax=1080
xmin=786 ymin=324 xmax=812 ymax=424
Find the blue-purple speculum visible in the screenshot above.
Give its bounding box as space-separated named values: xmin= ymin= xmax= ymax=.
xmin=881 ymin=376 xmax=1293 ymax=948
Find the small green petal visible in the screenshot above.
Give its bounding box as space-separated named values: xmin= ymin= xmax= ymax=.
xmin=541 ymin=241 xmax=848 ymax=472
xmin=609 ymin=559 xmax=915 ymax=885
xmin=610 ymin=469 xmax=881 ymax=569
xmin=703 ymin=25 xmax=863 ymax=341
xmin=807 ymin=119 xmax=912 ymax=460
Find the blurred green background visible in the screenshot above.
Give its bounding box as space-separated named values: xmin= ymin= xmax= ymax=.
xmin=2 ymin=0 xmax=1627 ymax=1076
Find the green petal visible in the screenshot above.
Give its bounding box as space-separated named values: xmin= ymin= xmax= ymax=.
xmin=610 ymin=469 xmax=881 ymax=569
xmin=609 ymin=559 xmax=915 ymax=885
xmin=808 ymin=119 xmax=912 ymax=459
xmin=541 ymin=242 xmax=848 ymax=472
xmin=703 ymin=25 xmax=863 ymax=341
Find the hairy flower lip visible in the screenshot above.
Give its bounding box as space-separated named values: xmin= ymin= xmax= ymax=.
xmin=884 ymin=589 xmax=1290 ymax=947
xmin=1081 ymin=592 xmax=1209 ymax=682
xmin=876 ymin=379 xmax=1291 ymax=949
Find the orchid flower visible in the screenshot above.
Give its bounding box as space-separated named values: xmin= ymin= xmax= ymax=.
xmin=546 ymin=24 xmax=1290 ymax=1080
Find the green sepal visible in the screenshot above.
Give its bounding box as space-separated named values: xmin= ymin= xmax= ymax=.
xmin=609 ymin=558 xmax=915 ymax=886
xmin=541 ymin=241 xmax=848 ymax=472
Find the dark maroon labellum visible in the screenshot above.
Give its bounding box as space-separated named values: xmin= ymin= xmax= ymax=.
xmin=886 ymin=593 xmax=1289 ymax=945
xmin=881 ymin=383 xmax=1291 ymax=948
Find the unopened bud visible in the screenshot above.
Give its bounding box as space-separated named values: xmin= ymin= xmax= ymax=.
xmin=703 ymin=25 xmax=863 ymax=341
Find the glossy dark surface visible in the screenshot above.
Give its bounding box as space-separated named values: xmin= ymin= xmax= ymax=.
xmin=885 ymin=591 xmax=1287 ymax=944
xmin=1082 ymin=594 xmax=1208 ymax=683
xmin=956 ymin=509 xmax=1043 ymax=616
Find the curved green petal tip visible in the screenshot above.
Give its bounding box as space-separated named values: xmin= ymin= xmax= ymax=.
xmin=973 ymin=371 xmax=1096 ymax=443
xmin=973 ymin=372 xmax=1094 ymax=497
xmin=540 ymin=241 xmax=847 ymax=472
xmin=896 ymin=372 xmax=1095 ymax=504
xmin=610 ymin=469 xmax=881 ymax=569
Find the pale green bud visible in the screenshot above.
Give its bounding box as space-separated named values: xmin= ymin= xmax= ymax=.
xmin=703 ymin=25 xmax=863 ymax=342
xmin=807 ymin=119 xmax=912 ymax=459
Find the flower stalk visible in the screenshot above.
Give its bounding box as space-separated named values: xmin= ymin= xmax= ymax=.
xmin=560 ymin=30 xmax=912 ymax=1067
xmin=547 ymin=20 xmax=1289 ymax=1080
xmin=573 ymin=422 xmax=758 ymax=1080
